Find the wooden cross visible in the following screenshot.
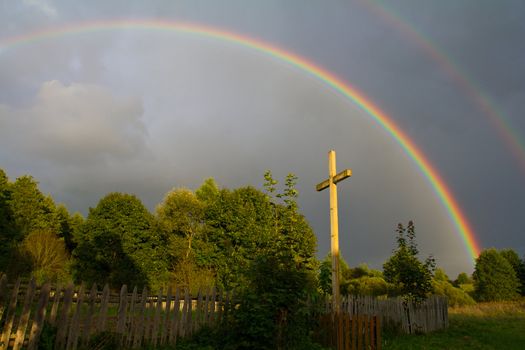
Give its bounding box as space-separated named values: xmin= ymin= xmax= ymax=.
xmin=316 ymin=150 xmax=352 ymax=313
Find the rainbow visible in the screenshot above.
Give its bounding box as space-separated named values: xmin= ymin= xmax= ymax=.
xmin=361 ymin=0 xmax=525 ymax=174
xmin=0 ymin=19 xmax=481 ymax=260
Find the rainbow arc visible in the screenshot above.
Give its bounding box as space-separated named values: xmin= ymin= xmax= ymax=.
xmin=0 ymin=19 xmax=482 ymax=261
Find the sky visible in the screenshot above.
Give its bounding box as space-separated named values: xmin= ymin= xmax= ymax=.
xmin=1 ymin=0 xmax=524 ymax=276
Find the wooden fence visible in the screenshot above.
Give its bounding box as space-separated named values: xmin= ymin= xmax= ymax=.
xmin=0 ymin=274 xmax=448 ymax=350
xmin=315 ymin=313 xmax=381 ymax=350
xmin=0 ymin=275 xmax=234 ymax=350
xmin=328 ymin=295 xmax=448 ymax=334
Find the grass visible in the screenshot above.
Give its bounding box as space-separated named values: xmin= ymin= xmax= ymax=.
xmin=383 ymin=300 xmax=525 ymax=349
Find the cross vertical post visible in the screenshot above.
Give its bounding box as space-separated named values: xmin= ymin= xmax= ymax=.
xmin=316 ymin=150 xmax=352 ymax=313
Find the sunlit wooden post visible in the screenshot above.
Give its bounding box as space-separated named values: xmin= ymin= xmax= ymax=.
xmin=316 ymin=150 xmax=352 ymax=313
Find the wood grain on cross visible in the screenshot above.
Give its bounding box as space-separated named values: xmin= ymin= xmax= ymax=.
xmin=316 ymin=150 xmax=352 ymax=313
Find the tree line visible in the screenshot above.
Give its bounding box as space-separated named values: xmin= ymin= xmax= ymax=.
xmin=1 ymin=167 xmax=524 ymax=348
xmin=1 ymin=167 xmax=523 ymax=304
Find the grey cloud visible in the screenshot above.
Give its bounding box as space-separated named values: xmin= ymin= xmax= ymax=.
xmin=0 ymin=80 xmax=147 ymax=164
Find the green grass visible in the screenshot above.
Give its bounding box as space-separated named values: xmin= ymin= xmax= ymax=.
xmin=383 ymin=300 xmax=525 ymax=350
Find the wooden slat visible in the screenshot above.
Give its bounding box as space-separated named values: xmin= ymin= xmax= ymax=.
xmin=160 ymin=286 xmax=171 ymax=346
xmin=180 ymin=288 xmax=190 ymax=338
xmin=143 ymin=289 xmax=153 ymax=343
xmin=82 ymin=284 xmax=98 ymax=347
xmin=125 ymin=286 xmax=137 ymax=348
xmin=216 ymin=289 xmax=223 ymax=324
xmin=27 ymin=283 xmax=51 ymax=350
xmin=351 ymin=316 xmax=356 ymax=350
xmin=12 ymin=278 xmax=36 ymax=350
xmin=48 ymin=284 xmax=62 ymax=326
xmin=203 ymin=288 xmax=210 ymax=326
xmin=376 ymin=317 xmax=383 ymax=350
xmin=169 ymin=287 xmax=181 ymax=345
xmin=96 ymin=284 xmax=110 ymax=333
xmin=132 ymin=287 xmax=148 ymax=349
xmin=151 ymin=288 xmax=163 ymax=347
xmin=116 ymin=284 xmax=128 ymax=337
xmin=54 ymin=283 xmax=74 ymax=350
xmin=66 ymin=283 xmax=85 ymax=350
xmin=209 ymin=287 xmax=216 ymax=325
xmin=343 ymin=313 xmax=350 ymax=350
xmin=195 ymin=289 xmax=203 ymax=332
xmin=0 ymin=277 xmax=21 ymax=350
xmin=0 ymin=274 xmax=8 ymax=322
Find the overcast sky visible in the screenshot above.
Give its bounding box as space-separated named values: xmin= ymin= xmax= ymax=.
xmin=1 ymin=0 xmax=524 ymax=276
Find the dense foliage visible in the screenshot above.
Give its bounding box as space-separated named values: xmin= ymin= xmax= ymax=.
xmin=2 ymin=166 xmax=525 ymax=347
xmin=72 ymin=192 xmax=167 ymax=290
xmin=473 ymin=248 xmax=520 ymax=301
xmin=383 ymin=221 xmax=436 ymax=300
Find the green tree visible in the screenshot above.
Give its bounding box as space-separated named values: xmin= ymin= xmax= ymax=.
xmin=157 ymin=188 xmax=205 ymax=259
xmin=195 ymin=177 xmax=220 ymax=203
xmin=204 ymin=185 xmax=276 ymax=289
xmin=500 ymin=249 xmax=525 ymax=296
xmin=73 ymin=192 xmax=167 ymax=289
xmin=0 ymin=169 xmax=15 ymax=271
xmin=454 ymin=272 xmax=472 ymax=286
xmin=156 ymin=187 xmax=214 ymax=293
xmin=473 ymin=248 xmax=520 ymax=301
xmin=383 ymin=221 xmax=435 ymax=300
xmin=8 ymin=175 xmax=60 ymax=236
xmin=224 ymin=172 xmax=319 ymax=350
xmin=19 ymin=229 xmax=71 ymax=284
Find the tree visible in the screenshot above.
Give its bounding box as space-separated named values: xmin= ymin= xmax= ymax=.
xmin=156 ymin=187 xmax=213 ymax=292
xmin=73 ymin=192 xmax=167 ymax=289
xmin=204 ymin=185 xmax=276 ymax=289
xmin=8 ymin=175 xmax=60 ymax=236
xmin=473 ymin=248 xmax=520 ymax=301
xmin=19 ymin=229 xmax=70 ymax=284
xmin=223 ymin=172 xmax=319 ymax=350
xmin=0 ymin=169 xmax=15 ymax=272
xmin=383 ymin=221 xmax=435 ymax=300
xmin=500 ymin=249 xmax=525 ymax=296
xmin=454 ymin=272 xmax=472 ymax=286
xmin=195 ymin=177 xmax=220 ymax=203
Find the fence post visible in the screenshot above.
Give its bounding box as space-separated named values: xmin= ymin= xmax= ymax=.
xmin=169 ymin=287 xmax=181 ymax=345
xmin=66 ymin=283 xmax=85 ymax=350
xmin=116 ymin=284 xmax=128 ymax=339
xmin=82 ymin=284 xmax=98 ymax=348
xmin=48 ymin=283 xmax=62 ymax=326
xmin=96 ymin=284 xmax=110 ymax=334
xmin=160 ymin=286 xmax=172 ymax=346
xmin=124 ymin=286 xmax=137 ymax=348
xmin=27 ymin=283 xmax=51 ymax=350
xmin=151 ymin=288 xmax=163 ymax=347
xmin=0 ymin=277 xmax=21 ymax=350
xmin=12 ymin=277 xmax=36 ymax=350
xmin=132 ymin=286 xmax=148 ymax=349
xmin=55 ymin=283 xmax=74 ymax=350
xmin=0 ymin=274 xmax=8 ymax=323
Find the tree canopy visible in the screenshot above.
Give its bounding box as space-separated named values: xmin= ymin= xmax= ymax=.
xmin=72 ymin=192 xmax=167 ymax=289
xmin=473 ymin=248 xmax=520 ymax=301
